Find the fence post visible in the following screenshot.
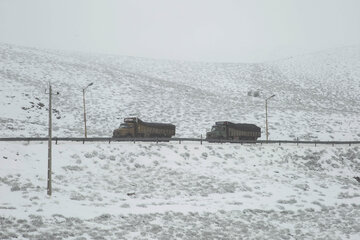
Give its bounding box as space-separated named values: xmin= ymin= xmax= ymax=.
xmin=55 ymin=137 xmax=58 ymax=145
xmin=201 ymin=135 xmax=202 ymax=145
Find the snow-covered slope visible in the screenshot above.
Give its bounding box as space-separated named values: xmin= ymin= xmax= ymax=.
xmin=0 ymin=142 xmax=359 ymax=239
xmin=1 ymin=43 xmax=359 ymax=140
xmin=1 ymin=44 xmax=360 ymax=239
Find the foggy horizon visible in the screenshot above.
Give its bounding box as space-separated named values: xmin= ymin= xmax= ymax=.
xmin=1 ymin=0 xmax=360 ymax=63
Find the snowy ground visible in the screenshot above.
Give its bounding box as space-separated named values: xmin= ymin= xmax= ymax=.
xmin=1 ymin=141 xmax=360 ymax=239
xmin=1 ymin=43 xmax=360 ymax=239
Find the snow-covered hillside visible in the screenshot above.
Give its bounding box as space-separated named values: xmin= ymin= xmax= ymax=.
xmin=1 ymin=44 xmax=360 ymax=239
xmin=1 ymin=141 xmax=359 ymax=239
xmin=1 ymin=43 xmax=359 ymax=140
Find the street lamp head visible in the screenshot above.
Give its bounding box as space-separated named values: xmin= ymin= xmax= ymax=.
xmin=266 ymin=94 xmax=276 ymax=101
xmin=83 ymin=83 xmax=94 ymax=91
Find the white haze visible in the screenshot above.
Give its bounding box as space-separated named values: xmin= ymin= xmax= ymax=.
xmin=0 ymin=0 xmax=360 ymax=62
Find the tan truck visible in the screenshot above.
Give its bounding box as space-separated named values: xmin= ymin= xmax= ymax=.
xmin=113 ymin=117 xmax=176 ymax=138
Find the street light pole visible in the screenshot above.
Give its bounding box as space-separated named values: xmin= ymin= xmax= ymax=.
xmin=265 ymin=94 xmax=275 ymax=141
xmin=82 ymin=83 xmax=93 ymax=138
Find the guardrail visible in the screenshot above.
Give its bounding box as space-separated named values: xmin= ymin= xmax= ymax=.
xmin=0 ymin=137 xmax=359 ymax=146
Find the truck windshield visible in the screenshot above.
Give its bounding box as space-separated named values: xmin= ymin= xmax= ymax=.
xmin=120 ymin=123 xmax=132 ymax=128
xmin=211 ymin=126 xmax=225 ymax=131
xmin=211 ymin=126 xmax=219 ymax=131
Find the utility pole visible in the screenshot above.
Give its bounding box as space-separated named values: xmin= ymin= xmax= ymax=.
xmin=265 ymin=99 xmax=268 ymax=140
xmin=265 ymin=94 xmax=275 ymax=141
xmin=46 ymin=84 xmax=59 ymax=196
xmin=82 ymin=83 xmax=93 ymax=138
xmin=82 ymin=89 xmax=87 ymax=138
xmin=47 ymin=84 xmax=52 ymax=196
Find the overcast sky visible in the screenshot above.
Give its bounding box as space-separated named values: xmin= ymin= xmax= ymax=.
xmin=0 ymin=0 xmax=359 ymax=62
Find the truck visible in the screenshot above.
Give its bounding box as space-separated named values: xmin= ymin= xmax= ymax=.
xmin=112 ymin=117 xmax=176 ymax=138
xmin=206 ymin=121 xmax=261 ymax=141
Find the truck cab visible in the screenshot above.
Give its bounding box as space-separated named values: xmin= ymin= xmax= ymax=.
xmin=113 ymin=117 xmax=138 ymax=137
xmin=206 ymin=124 xmax=227 ymax=139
